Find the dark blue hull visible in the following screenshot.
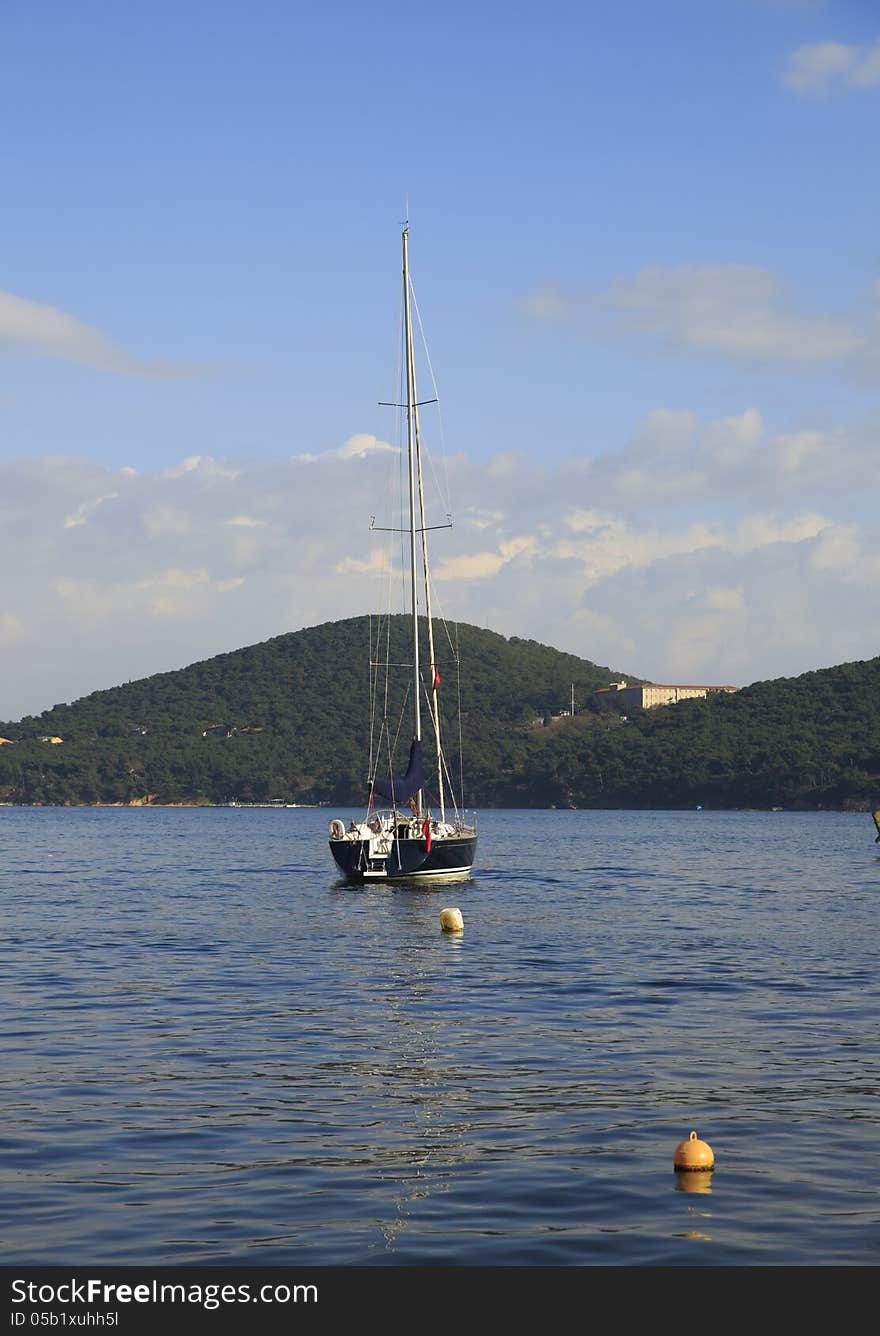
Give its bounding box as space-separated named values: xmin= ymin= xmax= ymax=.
xmin=329 ymin=832 xmax=477 ymax=883
xmin=329 ymin=835 xmax=429 ymax=881
xmin=417 ymin=835 xmax=477 ymax=878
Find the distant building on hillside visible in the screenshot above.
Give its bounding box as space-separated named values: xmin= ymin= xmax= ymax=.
xmin=595 ymin=681 xmax=738 ymax=710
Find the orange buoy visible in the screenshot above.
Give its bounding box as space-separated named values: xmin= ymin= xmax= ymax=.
xmin=439 ymin=907 xmax=464 ymax=933
xmin=673 ymin=1130 xmax=715 ymax=1172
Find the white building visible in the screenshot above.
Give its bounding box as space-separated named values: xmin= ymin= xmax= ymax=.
xmin=596 ymin=681 xmax=737 ymax=710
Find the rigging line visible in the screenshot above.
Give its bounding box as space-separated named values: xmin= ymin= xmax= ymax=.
xmin=379 ymin=686 xmax=411 ymax=806
xmin=455 ymin=619 xmax=466 ymax=812
xmin=370 ymin=616 xmax=394 ymax=792
xmin=421 ymin=679 xmax=462 ymax=822
xmin=434 ymin=605 xmax=459 ymax=655
xmin=410 ymin=282 xmax=453 ymax=517
xmin=381 ymin=723 xmax=395 ymax=809
xmin=370 ymin=242 xmax=406 ymax=638
xmin=439 ymin=738 xmax=460 ymax=821
xmin=415 ymin=574 xmax=462 ymax=807
xmin=409 ymin=305 xmax=445 ymax=819
xmin=368 ymin=613 xmax=375 ymax=781
xmin=395 ymin=274 xmax=409 ymax=623
xmin=371 ymin=255 xmax=407 ymax=640
xmin=422 ymin=593 xmax=462 ymax=711
xmin=418 ymin=677 xmax=459 ymax=814
xmin=372 ymin=718 xmax=390 ymax=798
xmin=382 ymin=610 xmax=392 ymax=758
xmin=368 ymin=615 xmax=385 ymax=791
xmin=365 ymin=261 xmax=408 ymax=806
xmin=373 ymin=617 xmax=386 ymax=783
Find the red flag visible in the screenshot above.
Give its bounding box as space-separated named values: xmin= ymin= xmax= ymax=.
xmin=433 ymin=670 xmax=441 ymax=690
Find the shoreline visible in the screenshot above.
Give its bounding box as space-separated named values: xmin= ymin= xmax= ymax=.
xmin=0 ymin=800 xmax=321 ymax=809
xmin=0 ymin=801 xmax=873 ymax=814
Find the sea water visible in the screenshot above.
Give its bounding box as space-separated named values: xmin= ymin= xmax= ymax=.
xmin=0 ymin=806 xmax=877 ymax=1266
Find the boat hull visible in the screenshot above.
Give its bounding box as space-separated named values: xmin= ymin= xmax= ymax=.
xmin=329 ymin=832 xmax=477 ymax=883
xmin=413 ymin=834 xmax=477 ymax=879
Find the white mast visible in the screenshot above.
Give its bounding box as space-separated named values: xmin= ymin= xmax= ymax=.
xmin=402 ymin=226 xmax=445 ymax=820
xmin=402 ymin=228 xmax=421 ymax=763
xmin=414 ymin=365 xmax=446 ymax=823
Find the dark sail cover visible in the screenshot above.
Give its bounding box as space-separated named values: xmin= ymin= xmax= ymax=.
xmin=372 ymin=738 xmax=424 ymax=803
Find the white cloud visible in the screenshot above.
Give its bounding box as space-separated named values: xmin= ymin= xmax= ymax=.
xmin=583 ymin=406 xmax=875 ymax=506
xmin=143 ymin=507 xmax=193 ymax=539
xmin=731 ymin=511 xmax=826 ymax=551
xmin=808 ymin=522 xmax=860 ymax=571
xmin=602 ymin=265 xmax=859 ymax=361
xmin=161 ymin=455 xmax=240 ymax=480
xmin=784 ymin=40 xmax=880 ymax=94
xmin=338 ymin=433 xmax=397 ymax=460
xmin=433 ymin=535 xmax=537 ymax=582
xmin=556 ymin=510 xmax=723 ymax=581
xmin=294 ymin=433 xmax=397 ymax=463
xmin=0 ymin=613 xmax=24 ymax=645
xmin=0 ymin=291 xmax=198 ymax=378
xmin=520 ymin=284 xmax=571 ymax=320
xmin=335 ymin=549 xmax=391 ymax=577
xmin=63 ymin=492 xmax=119 ymax=529
xmin=486 ymin=450 xmax=528 ymax=479
xmin=521 ymin=264 xmax=873 ymax=371
xmin=135 ymin=568 xmax=214 ymax=590
xmin=704 ymin=585 xmax=746 ymax=613
xmin=0 ymin=419 xmax=879 ymax=719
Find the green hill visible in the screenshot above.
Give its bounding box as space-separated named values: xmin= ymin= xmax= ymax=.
xmin=0 ymin=617 xmax=636 ymax=807
xmin=1 ymin=619 xmax=878 ymax=809
xmin=502 ymin=657 xmax=880 ymax=811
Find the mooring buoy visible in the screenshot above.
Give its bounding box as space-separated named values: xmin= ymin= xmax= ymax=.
xmin=439 ymin=907 xmax=463 ymax=933
xmin=673 ymin=1130 xmax=715 ymax=1172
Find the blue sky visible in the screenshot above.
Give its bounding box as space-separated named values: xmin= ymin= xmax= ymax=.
xmin=2 ymin=0 xmax=879 ymax=717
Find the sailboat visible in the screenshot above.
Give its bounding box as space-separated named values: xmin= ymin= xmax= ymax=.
xmin=328 ymin=226 xmax=478 ymax=882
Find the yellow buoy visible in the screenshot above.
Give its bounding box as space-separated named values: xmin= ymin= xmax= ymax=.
xmin=673 ymin=1130 xmax=715 ymax=1172
xmin=439 ymin=907 xmax=464 ymax=933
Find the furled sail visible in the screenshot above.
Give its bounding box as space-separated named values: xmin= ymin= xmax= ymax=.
xmin=372 ymin=738 xmax=424 ymax=804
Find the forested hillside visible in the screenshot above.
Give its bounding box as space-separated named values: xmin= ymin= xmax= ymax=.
xmin=1 ymin=618 xmax=878 ymax=809
xmin=0 ymin=617 xmax=634 ymax=807
xmin=482 ymin=659 xmax=880 ymax=810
